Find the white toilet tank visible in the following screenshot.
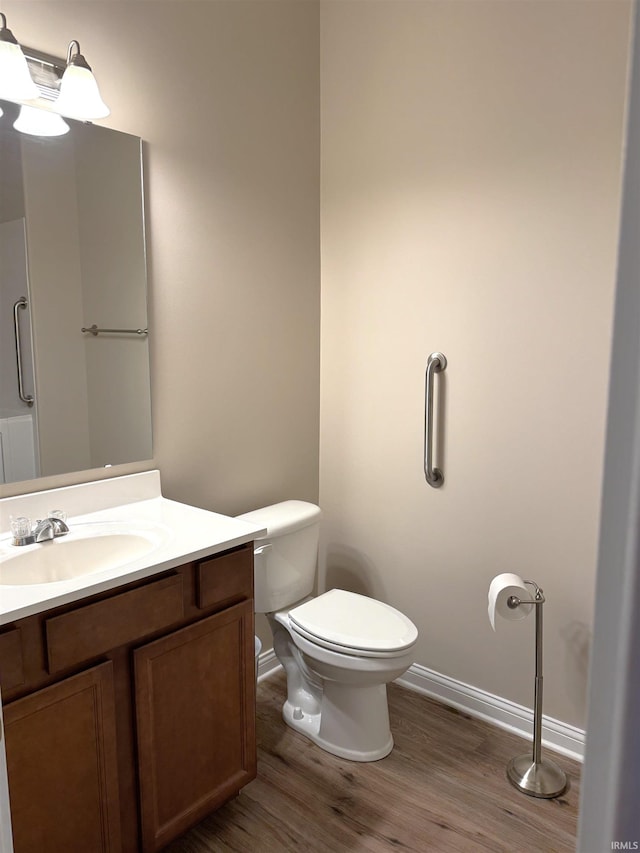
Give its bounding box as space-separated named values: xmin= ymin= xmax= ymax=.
xmin=236 ymin=500 xmax=321 ymax=613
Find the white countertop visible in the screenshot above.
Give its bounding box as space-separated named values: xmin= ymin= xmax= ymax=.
xmin=0 ymin=471 xmax=266 ymax=625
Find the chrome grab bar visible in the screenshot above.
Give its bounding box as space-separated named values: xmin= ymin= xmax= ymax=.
xmin=13 ymin=297 xmax=34 ymax=407
xmin=424 ymin=352 xmax=447 ymax=488
xmin=81 ymin=325 xmax=148 ymax=336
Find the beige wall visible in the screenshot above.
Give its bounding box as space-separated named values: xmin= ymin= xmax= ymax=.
xmin=0 ymin=1 xmax=321 ymax=524
xmin=320 ymin=0 xmax=630 ymax=728
xmin=0 ymin=1 xmax=632 ymax=729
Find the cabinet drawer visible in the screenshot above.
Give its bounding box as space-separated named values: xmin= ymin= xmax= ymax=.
xmin=196 ymin=546 xmax=253 ymax=611
xmin=46 ymin=574 xmax=184 ymax=674
xmin=0 ymin=628 xmax=25 ymax=692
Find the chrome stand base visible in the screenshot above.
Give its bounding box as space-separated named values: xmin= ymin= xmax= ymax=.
xmin=507 ymin=754 xmax=567 ymax=799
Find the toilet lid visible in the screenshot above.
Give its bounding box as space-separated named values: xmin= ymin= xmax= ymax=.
xmin=288 ymin=589 xmax=418 ymax=653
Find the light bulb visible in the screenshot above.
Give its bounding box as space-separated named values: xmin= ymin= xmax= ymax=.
xmin=53 ymin=41 xmax=109 ymax=121
xmin=0 ymin=14 xmax=39 ymax=102
xmin=14 ymin=105 xmax=70 ymax=137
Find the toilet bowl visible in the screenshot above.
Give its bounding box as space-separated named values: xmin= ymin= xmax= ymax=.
xmin=237 ymin=501 xmax=418 ymax=762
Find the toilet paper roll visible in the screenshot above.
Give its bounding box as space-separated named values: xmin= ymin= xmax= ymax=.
xmin=487 ymin=573 xmax=533 ymax=631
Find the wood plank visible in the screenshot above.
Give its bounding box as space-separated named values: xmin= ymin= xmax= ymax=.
xmin=164 ymin=671 xmax=580 ymax=853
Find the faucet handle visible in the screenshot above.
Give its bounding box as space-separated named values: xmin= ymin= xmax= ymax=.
xmin=48 ymin=511 xmax=69 ymax=536
xmin=10 ymin=516 xmax=35 ymax=546
xmin=10 ymin=516 xmax=31 ymax=539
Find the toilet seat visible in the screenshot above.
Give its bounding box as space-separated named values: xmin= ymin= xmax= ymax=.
xmin=288 ymin=589 xmax=418 ymax=658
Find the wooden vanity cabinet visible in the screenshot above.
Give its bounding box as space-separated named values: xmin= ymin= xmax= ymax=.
xmin=0 ymin=543 xmax=256 ymax=853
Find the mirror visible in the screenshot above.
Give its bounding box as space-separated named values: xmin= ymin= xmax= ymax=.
xmin=0 ymin=100 xmax=152 ymax=484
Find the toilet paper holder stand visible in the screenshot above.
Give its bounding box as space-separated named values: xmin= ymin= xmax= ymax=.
xmin=505 ymin=579 xmax=568 ymax=799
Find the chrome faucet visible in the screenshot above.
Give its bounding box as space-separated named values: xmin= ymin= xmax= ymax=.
xmin=33 ymin=517 xmax=69 ymax=543
xmin=10 ymin=513 xmax=69 ymax=546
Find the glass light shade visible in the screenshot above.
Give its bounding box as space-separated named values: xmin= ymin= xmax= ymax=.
xmin=0 ymin=40 xmax=40 ymax=101
xmin=0 ymin=105 xmax=3 ymax=117
xmin=13 ymin=105 xmax=70 ymax=137
xmin=53 ymin=64 xmax=109 ymax=120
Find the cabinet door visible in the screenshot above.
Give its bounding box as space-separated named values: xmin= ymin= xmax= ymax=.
xmin=134 ymin=601 xmax=256 ymax=853
xmin=3 ymin=661 xmax=121 ymax=853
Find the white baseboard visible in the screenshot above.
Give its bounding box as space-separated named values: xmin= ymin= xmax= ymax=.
xmin=257 ymin=648 xmax=282 ymax=682
xmin=397 ymin=663 xmax=585 ymax=762
xmin=256 ymin=651 xmax=584 ymax=762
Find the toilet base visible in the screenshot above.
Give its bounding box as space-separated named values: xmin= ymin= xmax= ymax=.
xmin=281 ymin=681 xmax=394 ymax=762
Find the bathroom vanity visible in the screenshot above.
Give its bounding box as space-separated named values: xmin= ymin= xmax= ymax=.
xmin=0 ymin=472 xmax=265 ymax=853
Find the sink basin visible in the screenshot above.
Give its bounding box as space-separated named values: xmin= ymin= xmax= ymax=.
xmin=0 ymin=522 xmax=170 ymax=585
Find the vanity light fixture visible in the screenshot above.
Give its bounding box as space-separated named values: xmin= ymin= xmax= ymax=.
xmin=0 ymin=12 xmax=40 ymax=102
xmin=52 ymin=39 xmax=109 ymax=120
xmin=13 ymin=104 xmax=69 ymax=137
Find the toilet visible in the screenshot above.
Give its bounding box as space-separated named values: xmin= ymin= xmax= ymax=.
xmin=237 ymin=500 xmax=418 ymax=762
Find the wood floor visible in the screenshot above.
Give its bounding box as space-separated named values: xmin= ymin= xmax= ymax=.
xmin=165 ymin=671 xmax=581 ymax=852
